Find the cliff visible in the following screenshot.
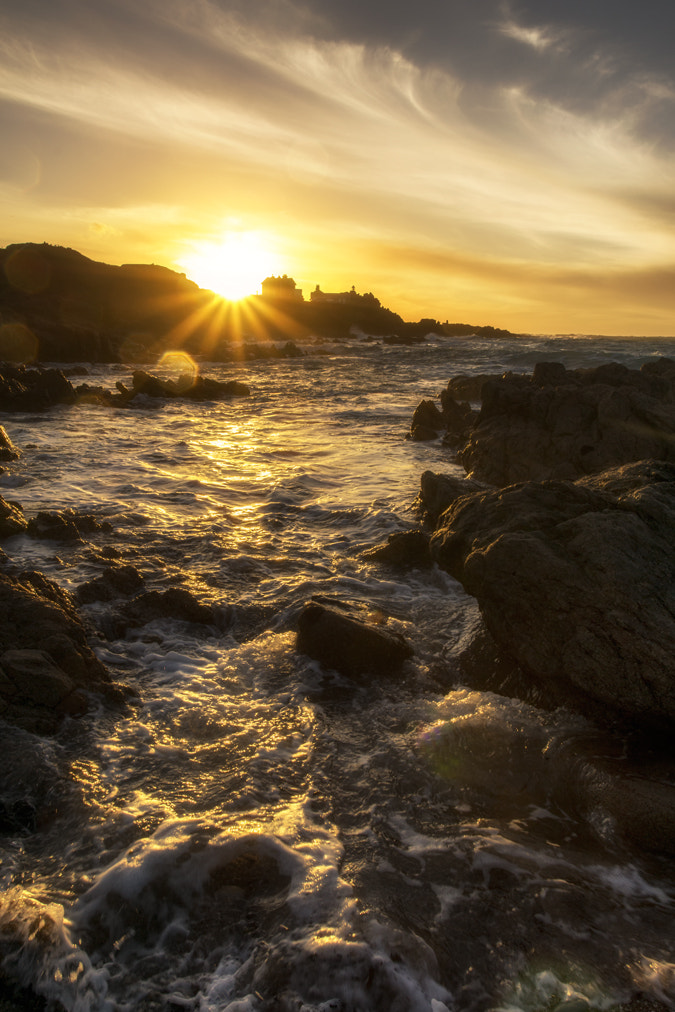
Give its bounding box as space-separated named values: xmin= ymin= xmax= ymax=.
xmin=0 ymin=243 xmax=514 ymax=362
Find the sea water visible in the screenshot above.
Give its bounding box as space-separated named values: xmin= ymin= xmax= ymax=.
xmin=1 ymin=333 xmax=675 ymax=1012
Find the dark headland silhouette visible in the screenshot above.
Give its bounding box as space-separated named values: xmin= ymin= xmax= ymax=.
xmin=0 ymin=243 xmax=514 ymax=363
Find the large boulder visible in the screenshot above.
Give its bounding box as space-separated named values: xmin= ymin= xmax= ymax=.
xmin=430 ymin=460 xmax=675 ymax=728
xmin=458 ymin=358 xmax=675 ymax=485
xmin=296 ymin=603 xmax=413 ymax=678
xmin=0 ymin=570 xmax=123 ymax=733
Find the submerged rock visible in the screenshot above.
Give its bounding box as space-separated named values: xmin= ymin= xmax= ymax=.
xmin=430 ymin=459 xmax=675 ymax=728
xmin=296 ymin=602 xmax=413 ymax=677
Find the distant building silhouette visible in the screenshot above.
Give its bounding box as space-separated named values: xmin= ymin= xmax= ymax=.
xmin=310 ymin=284 xmax=380 ymax=307
xmin=261 ymin=275 xmax=303 ymax=301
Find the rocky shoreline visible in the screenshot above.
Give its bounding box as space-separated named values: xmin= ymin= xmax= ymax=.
xmin=1 ymin=355 xmax=675 ymax=858
xmin=403 ymin=356 xmax=675 ymax=731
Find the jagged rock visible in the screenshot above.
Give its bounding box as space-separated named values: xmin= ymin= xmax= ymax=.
xmin=0 ymin=496 xmax=27 ymax=538
xmin=117 ymin=587 xmax=225 ymax=631
xmin=418 ymin=471 xmax=485 ymax=523
xmin=439 ymin=388 xmax=478 ymax=446
xmin=0 ymin=363 xmax=76 ymax=411
xmin=445 ymin=373 xmax=500 ymax=402
xmin=458 ymin=357 xmax=675 ymax=485
xmin=410 ymin=399 xmax=444 ymax=440
xmin=296 ymin=602 xmax=413 ymax=677
xmin=120 ymin=370 xmax=250 ymax=402
xmin=364 ymin=529 xmax=431 ymax=567
xmin=75 ymin=564 xmax=145 ymax=604
xmin=27 ymin=509 xmax=113 ymax=542
xmin=430 ymin=460 xmax=675 ymax=728
xmin=0 ymin=570 xmax=121 ymax=732
xmin=0 ymin=425 xmax=20 ymax=461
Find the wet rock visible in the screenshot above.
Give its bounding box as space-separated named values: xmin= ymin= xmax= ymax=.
xmin=439 ymin=389 xmax=477 ymax=446
xmin=364 ymin=529 xmax=431 ymax=567
xmin=410 ymin=399 xmax=444 ymax=441
xmin=0 ymin=570 xmax=119 ymax=733
xmin=296 ymin=603 xmax=413 ymax=677
xmin=118 ymin=587 xmax=225 ymax=631
xmin=0 ymin=649 xmax=87 ymax=714
xmin=75 ymin=564 xmax=145 ymax=604
xmin=0 ymin=363 xmax=76 ymax=411
xmin=27 ymin=509 xmax=112 ymax=542
xmin=0 ymin=425 xmax=20 ymax=461
xmin=445 ymin=373 xmax=500 ymax=402
xmin=459 ymin=357 xmax=675 ymax=485
xmin=120 ymin=370 xmax=251 ymax=403
xmin=418 ymin=471 xmax=484 ymax=523
xmin=430 ymin=459 xmax=675 ymax=728
xmin=0 ymin=496 xmax=27 ymax=538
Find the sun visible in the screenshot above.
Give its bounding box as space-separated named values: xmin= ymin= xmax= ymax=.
xmin=178 ymin=230 xmax=283 ymax=301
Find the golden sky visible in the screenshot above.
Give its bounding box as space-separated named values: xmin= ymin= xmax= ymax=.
xmin=1 ymin=0 xmax=675 ymax=334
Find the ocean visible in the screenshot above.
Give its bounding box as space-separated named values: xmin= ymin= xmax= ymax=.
xmin=1 ymin=332 xmax=675 ymax=1012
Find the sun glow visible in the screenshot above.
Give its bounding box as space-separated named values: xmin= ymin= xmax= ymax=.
xmin=178 ymin=231 xmax=283 ymax=301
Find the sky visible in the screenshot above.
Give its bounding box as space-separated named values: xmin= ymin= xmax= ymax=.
xmin=1 ymin=0 xmax=675 ymax=335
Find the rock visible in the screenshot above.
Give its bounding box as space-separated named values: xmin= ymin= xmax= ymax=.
xmin=445 ymin=373 xmax=500 ymax=402
xmin=75 ymin=564 xmax=145 ymax=604
xmin=418 ymin=471 xmax=485 ymax=523
xmin=0 ymin=363 xmax=76 ymax=411
xmin=430 ymin=460 xmax=675 ymax=728
xmin=121 ymin=370 xmax=251 ymax=402
xmin=364 ymin=529 xmax=431 ymax=567
xmin=0 ymin=496 xmax=27 ymax=538
xmin=27 ymin=509 xmax=112 ymax=542
xmin=296 ymin=603 xmax=413 ymax=677
xmin=439 ymin=389 xmax=477 ymax=444
xmin=0 ymin=425 xmax=20 ymax=461
xmin=119 ymin=587 xmax=223 ymax=629
xmin=0 ymin=570 xmax=119 ymax=732
xmin=410 ymin=399 xmax=444 ymax=440
xmin=458 ymin=358 xmax=675 ymax=485
xmin=0 ymin=649 xmax=86 ymax=713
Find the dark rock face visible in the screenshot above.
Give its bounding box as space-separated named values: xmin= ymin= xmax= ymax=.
xmin=418 ymin=471 xmax=485 ymax=524
xmin=364 ymin=529 xmax=431 ymax=567
xmin=0 ymin=495 xmax=28 ymax=538
xmin=0 ymin=570 xmax=117 ymax=732
xmin=27 ymin=509 xmax=112 ymax=542
xmin=116 ymin=370 xmax=250 ymax=403
xmin=458 ymin=358 xmax=675 ymax=485
xmin=75 ymin=564 xmax=145 ymax=604
xmin=0 ymin=425 xmax=20 ymax=460
xmin=410 ymin=399 xmax=443 ymax=441
xmin=296 ymin=603 xmax=413 ymax=677
xmin=0 ymin=363 xmax=77 ymax=411
xmin=430 ymin=460 xmax=675 ymax=728
xmin=119 ymin=587 xmax=225 ymax=630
